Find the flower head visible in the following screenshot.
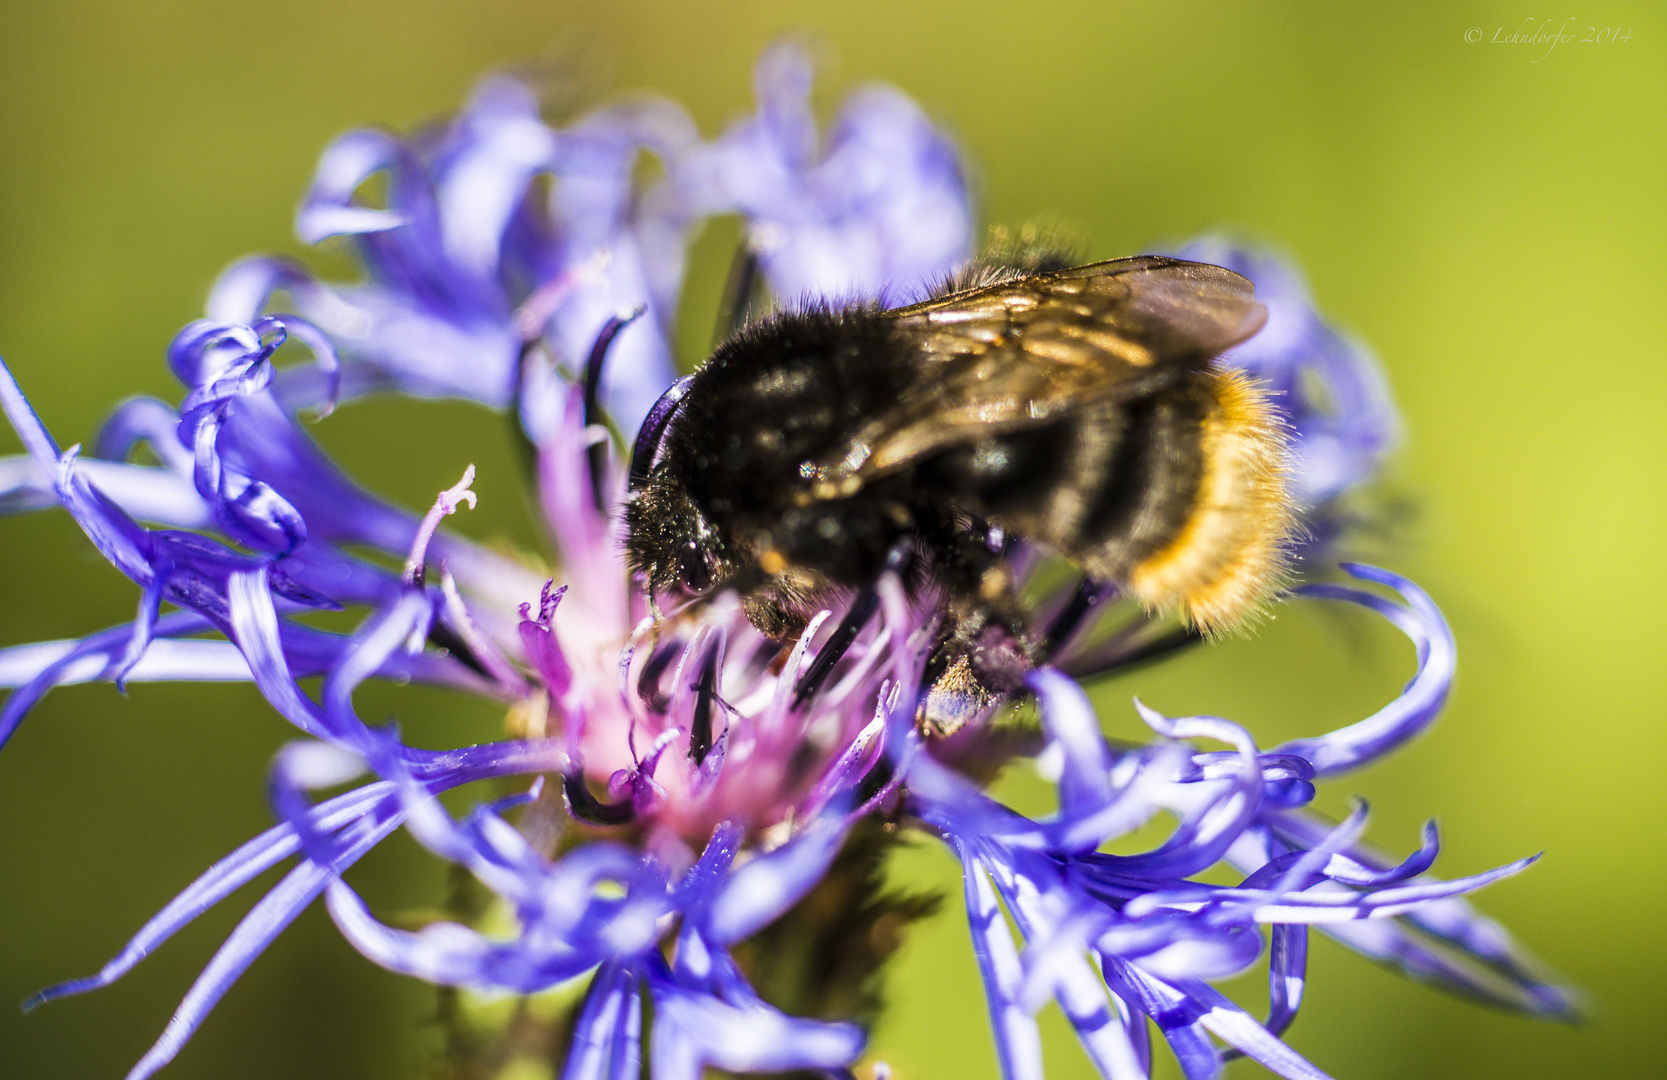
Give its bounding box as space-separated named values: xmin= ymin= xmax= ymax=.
xmin=1 ymin=44 xmax=1571 ymax=1080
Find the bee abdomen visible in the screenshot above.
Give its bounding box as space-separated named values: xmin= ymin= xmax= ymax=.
xmin=941 ymin=367 xmax=1292 ymax=635
xmin=1117 ymin=367 xmax=1292 ymax=633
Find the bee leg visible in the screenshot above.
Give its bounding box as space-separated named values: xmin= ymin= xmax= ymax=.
xmin=1061 ymin=620 xmax=1203 ymax=679
xmin=918 ymin=535 xmax=1030 ymax=737
xmin=919 ymin=651 xmax=1001 ymax=738
xmin=792 ymin=538 xmax=915 ymax=710
xmin=919 ymin=610 xmax=1034 ymax=738
xmin=1036 ymin=577 xmax=1207 ymax=675
xmin=1036 ymin=576 xmax=1112 ymax=661
xmin=1103 ymin=625 xmax=1203 ymax=669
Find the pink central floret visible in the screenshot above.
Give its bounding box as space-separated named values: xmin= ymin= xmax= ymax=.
xmin=505 ymin=362 xmax=951 ymax=840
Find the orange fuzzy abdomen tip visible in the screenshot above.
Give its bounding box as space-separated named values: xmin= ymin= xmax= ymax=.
xmin=1125 ymin=366 xmax=1294 ymax=635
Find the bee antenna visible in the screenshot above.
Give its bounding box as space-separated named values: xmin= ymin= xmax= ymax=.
xmin=582 ymin=306 xmax=646 ymax=509
xmin=628 ymin=374 xmax=695 ymax=494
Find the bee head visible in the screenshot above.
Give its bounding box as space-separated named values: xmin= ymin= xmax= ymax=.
xmin=623 ymin=468 xmax=734 ymax=603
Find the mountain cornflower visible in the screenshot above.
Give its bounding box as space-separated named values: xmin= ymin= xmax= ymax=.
xmin=0 ymin=43 xmax=1572 ymax=1080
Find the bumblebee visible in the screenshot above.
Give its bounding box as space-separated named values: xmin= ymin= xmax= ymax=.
xmin=624 ymin=255 xmax=1292 ymax=732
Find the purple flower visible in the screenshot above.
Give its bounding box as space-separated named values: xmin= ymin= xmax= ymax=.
xmin=0 ymin=45 xmax=1570 ymax=1080
xmin=678 ymin=42 xmax=973 ymax=306
xmin=209 ymin=73 xmax=698 ymax=437
xmin=1163 ymin=239 xmax=1401 ymax=549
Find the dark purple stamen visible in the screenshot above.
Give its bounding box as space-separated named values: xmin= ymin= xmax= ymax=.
xmin=792 ymin=538 xmax=914 ymax=710
xmin=561 ymin=771 xmax=634 ymax=826
xmin=713 ymin=243 xmax=762 ymax=344
xmin=635 ymin=639 xmax=681 ymax=713
xmin=582 ymin=307 xmax=646 ymax=510
xmin=505 ymin=338 xmax=542 ymax=477
xmin=742 ymin=636 xmax=781 ymax=679
xmin=688 ymin=647 xmax=720 ymax=765
xmin=851 ymin=748 xmax=896 ymax=808
xmin=426 ymin=619 xmax=490 ymax=679
xmin=628 ymin=374 xmax=694 ymax=494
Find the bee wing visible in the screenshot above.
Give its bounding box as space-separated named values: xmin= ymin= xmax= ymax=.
xmin=813 ymin=257 xmax=1267 ymax=485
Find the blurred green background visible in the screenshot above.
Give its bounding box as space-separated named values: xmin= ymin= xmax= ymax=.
xmin=0 ymin=1 xmax=1661 ymax=1078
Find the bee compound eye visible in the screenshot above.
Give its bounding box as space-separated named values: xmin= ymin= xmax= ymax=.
xmin=677 ymin=539 xmax=712 ymax=593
